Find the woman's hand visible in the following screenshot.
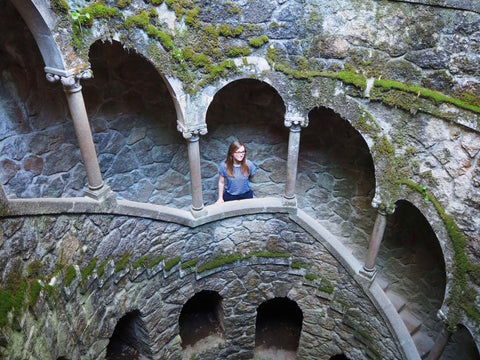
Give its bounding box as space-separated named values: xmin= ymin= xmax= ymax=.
xmin=215 ymin=199 xmax=224 ymax=205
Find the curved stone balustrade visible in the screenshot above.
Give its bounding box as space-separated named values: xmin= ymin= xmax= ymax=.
xmin=6 ymin=195 xmax=420 ymax=359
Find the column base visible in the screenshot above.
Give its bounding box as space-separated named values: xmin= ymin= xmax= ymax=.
xmin=190 ymin=205 xmax=207 ymax=218
xmin=84 ymin=185 xmax=115 ymax=202
xmin=282 ymin=195 xmax=297 ymax=207
xmin=359 ymin=266 xmax=377 ymax=280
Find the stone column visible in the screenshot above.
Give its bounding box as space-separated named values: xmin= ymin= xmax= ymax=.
xmin=0 ymin=185 xmax=7 ymax=212
xmin=361 ymin=209 xmax=388 ymax=279
xmin=283 ymin=117 xmax=304 ymax=205
xmin=178 ymin=122 xmax=208 ymax=217
xmin=46 ymin=69 xmax=109 ymax=200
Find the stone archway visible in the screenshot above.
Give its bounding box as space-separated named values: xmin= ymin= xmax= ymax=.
xmin=254 ymin=297 xmax=303 ymax=360
xmin=298 ymin=106 xmax=377 ymax=259
xmin=440 ymin=324 xmax=480 ymax=359
xmin=179 ymin=290 xmax=225 ymax=357
xmin=378 ymin=199 xmax=447 ymax=357
xmin=202 ymin=78 xmax=287 ymax=204
xmin=84 ymin=40 xmax=187 ymax=207
xmin=106 ymin=310 xmax=152 ymax=360
xmin=8 ymin=0 xmax=69 ymax=71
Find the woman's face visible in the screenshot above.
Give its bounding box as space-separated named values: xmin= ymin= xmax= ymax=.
xmin=232 ymin=145 xmax=246 ymax=163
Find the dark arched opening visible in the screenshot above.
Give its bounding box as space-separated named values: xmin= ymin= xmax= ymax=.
xmin=379 ymin=200 xmax=447 ymax=357
xmin=440 ymin=325 xmax=480 ymax=359
xmin=106 ymin=310 xmax=151 ymax=360
xmin=84 ymin=40 xmax=186 ymax=207
xmin=300 ymin=106 xmax=376 ymax=258
xmin=179 ymin=290 xmax=225 ymax=355
xmin=202 ymin=79 xmax=287 ymax=204
xmin=330 ymin=354 xmax=352 ymax=360
xmin=254 ymin=297 xmax=303 ymax=359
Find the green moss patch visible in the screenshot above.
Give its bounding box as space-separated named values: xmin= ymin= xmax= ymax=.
xmin=148 ymin=256 xmax=166 ymax=269
xmin=64 ymin=265 xmax=77 ymax=286
xmin=305 ymin=273 xmax=319 ymax=281
xmin=375 ymin=79 xmax=480 ymax=114
xmin=0 ymin=291 xmax=12 ymax=327
xmin=197 ymin=254 xmax=243 ymax=273
xmin=81 ymin=258 xmax=97 ymax=284
xmin=164 ymin=257 xmax=181 ymax=271
xmin=77 ymin=2 xmax=118 ymax=26
xmin=290 ymin=259 xmax=308 ymax=270
xmin=249 ymin=35 xmax=269 ymax=48
xmin=181 ymin=258 xmax=199 ymax=270
xmin=246 ymin=251 xmax=292 ymax=259
xmin=114 ymin=253 xmax=131 ymax=273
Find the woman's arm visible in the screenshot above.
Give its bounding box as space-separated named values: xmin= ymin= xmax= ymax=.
xmin=215 ymin=174 xmax=225 ymax=205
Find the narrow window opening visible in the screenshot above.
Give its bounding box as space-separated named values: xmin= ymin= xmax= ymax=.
xmin=179 ymin=290 xmax=225 ymax=357
xmin=254 ymin=297 xmax=303 ymax=360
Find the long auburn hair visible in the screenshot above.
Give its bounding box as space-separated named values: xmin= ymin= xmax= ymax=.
xmin=226 ymin=140 xmax=250 ymax=177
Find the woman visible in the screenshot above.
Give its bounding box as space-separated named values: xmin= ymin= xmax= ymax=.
xmin=215 ymin=140 xmax=257 ymax=204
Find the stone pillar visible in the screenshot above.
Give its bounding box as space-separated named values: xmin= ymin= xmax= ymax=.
xmin=425 ymin=326 xmax=451 ymax=360
xmin=46 ymin=69 xmax=110 ymax=200
xmin=0 ymin=185 xmax=8 ymax=213
xmin=47 ymin=68 xmax=111 ymax=200
xmin=361 ymin=209 xmax=388 ymax=279
xmin=0 ymin=185 xmax=6 ymax=202
xmin=178 ymin=122 xmax=208 ymax=218
xmin=283 ymin=117 xmax=304 ymax=205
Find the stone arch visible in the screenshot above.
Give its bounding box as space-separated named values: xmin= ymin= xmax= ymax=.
xmin=254 ymin=297 xmax=303 ymax=359
xmin=440 ymin=324 xmax=480 ymax=359
xmin=297 ymin=89 xmax=395 ymax=209
xmin=179 ymin=290 xmax=225 ymax=355
xmin=378 ymin=199 xmax=447 ymax=355
xmin=394 ymin=189 xmax=457 ymax=319
xmin=9 ymin=0 xmax=79 ymax=72
xmin=0 ymin=0 xmax=77 ymax=199
xmin=201 ymin=78 xmax=288 ymax=204
xmin=106 ymin=309 xmax=152 ymax=359
xmin=84 ymin=39 xmax=189 ymax=207
xmin=298 ymin=105 xmax=377 ymax=259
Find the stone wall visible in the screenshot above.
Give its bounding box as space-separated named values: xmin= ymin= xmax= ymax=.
xmin=1 ymin=0 xmax=480 ymax=357
xmin=0 ymin=213 xmax=402 ymax=360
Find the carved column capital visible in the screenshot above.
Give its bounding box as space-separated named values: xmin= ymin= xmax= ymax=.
xmin=177 ymin=121 xmax=208 ymax=140
xmin=284 ymin=116 xmax=305 ymax=130
xmin=46 ymin=68 xmax=93 ymax=93
xmin=371 ymin=196 xmax=395 ymax=215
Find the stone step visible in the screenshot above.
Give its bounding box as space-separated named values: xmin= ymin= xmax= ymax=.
xmin=384 ymin=289 xmax=406 ymax=313
xmin=399 ymin=309 xmax=422 ymax=335
xmin=411 ymin=331 xmax=435 ymax=358
xmin=376 ymin=276 xmax=389 ymax=291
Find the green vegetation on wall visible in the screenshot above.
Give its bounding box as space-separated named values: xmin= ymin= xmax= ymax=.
xmin=58 ymin=0 xmax=480 ymax=124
